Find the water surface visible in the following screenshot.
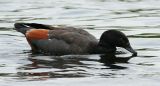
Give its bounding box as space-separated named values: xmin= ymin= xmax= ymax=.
xmin=0 ymin=0 xmax=160 ymax=86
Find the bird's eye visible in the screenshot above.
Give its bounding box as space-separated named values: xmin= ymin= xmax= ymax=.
xmin=119 ymin=37 xmax=124 ymax=42
xmin=120 ymin=38 xmax=123 ymax=40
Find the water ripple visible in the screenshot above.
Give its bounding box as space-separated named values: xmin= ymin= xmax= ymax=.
xmin=0 ymin=0 xmax=160 ymax=85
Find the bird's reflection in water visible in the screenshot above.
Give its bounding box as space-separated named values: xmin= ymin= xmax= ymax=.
xmin=17 ymin=55 xmax=95 ymax=79
xmin=17 ymin=53 xmax=135 ymax=80
xmin=100 ymin=53 xmax=134 ymax=69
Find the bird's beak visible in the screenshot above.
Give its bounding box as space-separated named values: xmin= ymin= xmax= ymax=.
xmin=124 ymin=45 xmax=137 ymax=56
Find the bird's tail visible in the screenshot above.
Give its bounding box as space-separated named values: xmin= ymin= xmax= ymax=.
xmin=14 ymin=23 xmax=51 ymax=34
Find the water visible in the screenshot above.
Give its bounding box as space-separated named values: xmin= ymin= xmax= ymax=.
xmin=0 ymin=0 xmax=160 ymax=86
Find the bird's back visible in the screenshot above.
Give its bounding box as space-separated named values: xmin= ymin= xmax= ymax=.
xmin=26 ymin=25 xmax=98 ymax=55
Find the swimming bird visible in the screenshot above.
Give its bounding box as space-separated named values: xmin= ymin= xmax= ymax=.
xmin=14 ymin=23 xmax=137 ymax=56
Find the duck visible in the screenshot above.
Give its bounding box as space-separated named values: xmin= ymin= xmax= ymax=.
xmin=14 ymin=23 xmax=137 ymax=56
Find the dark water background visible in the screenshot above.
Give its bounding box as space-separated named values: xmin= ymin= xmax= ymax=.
xmin=0 ymin=0 xmax=160 ymax=86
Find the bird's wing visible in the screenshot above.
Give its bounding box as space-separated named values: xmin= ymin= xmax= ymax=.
xmin=30 ymin=29 xmax=97 ymax=55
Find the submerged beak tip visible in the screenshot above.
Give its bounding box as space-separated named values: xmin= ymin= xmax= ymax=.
xmin=132 ymin=51 xmax=137 ymax=56
xmin=124 ymin=46 xmax=137 ymax=56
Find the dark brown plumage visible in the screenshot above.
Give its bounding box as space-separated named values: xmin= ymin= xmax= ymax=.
xmin=14 ymin=23 xmax=137 ymax=56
